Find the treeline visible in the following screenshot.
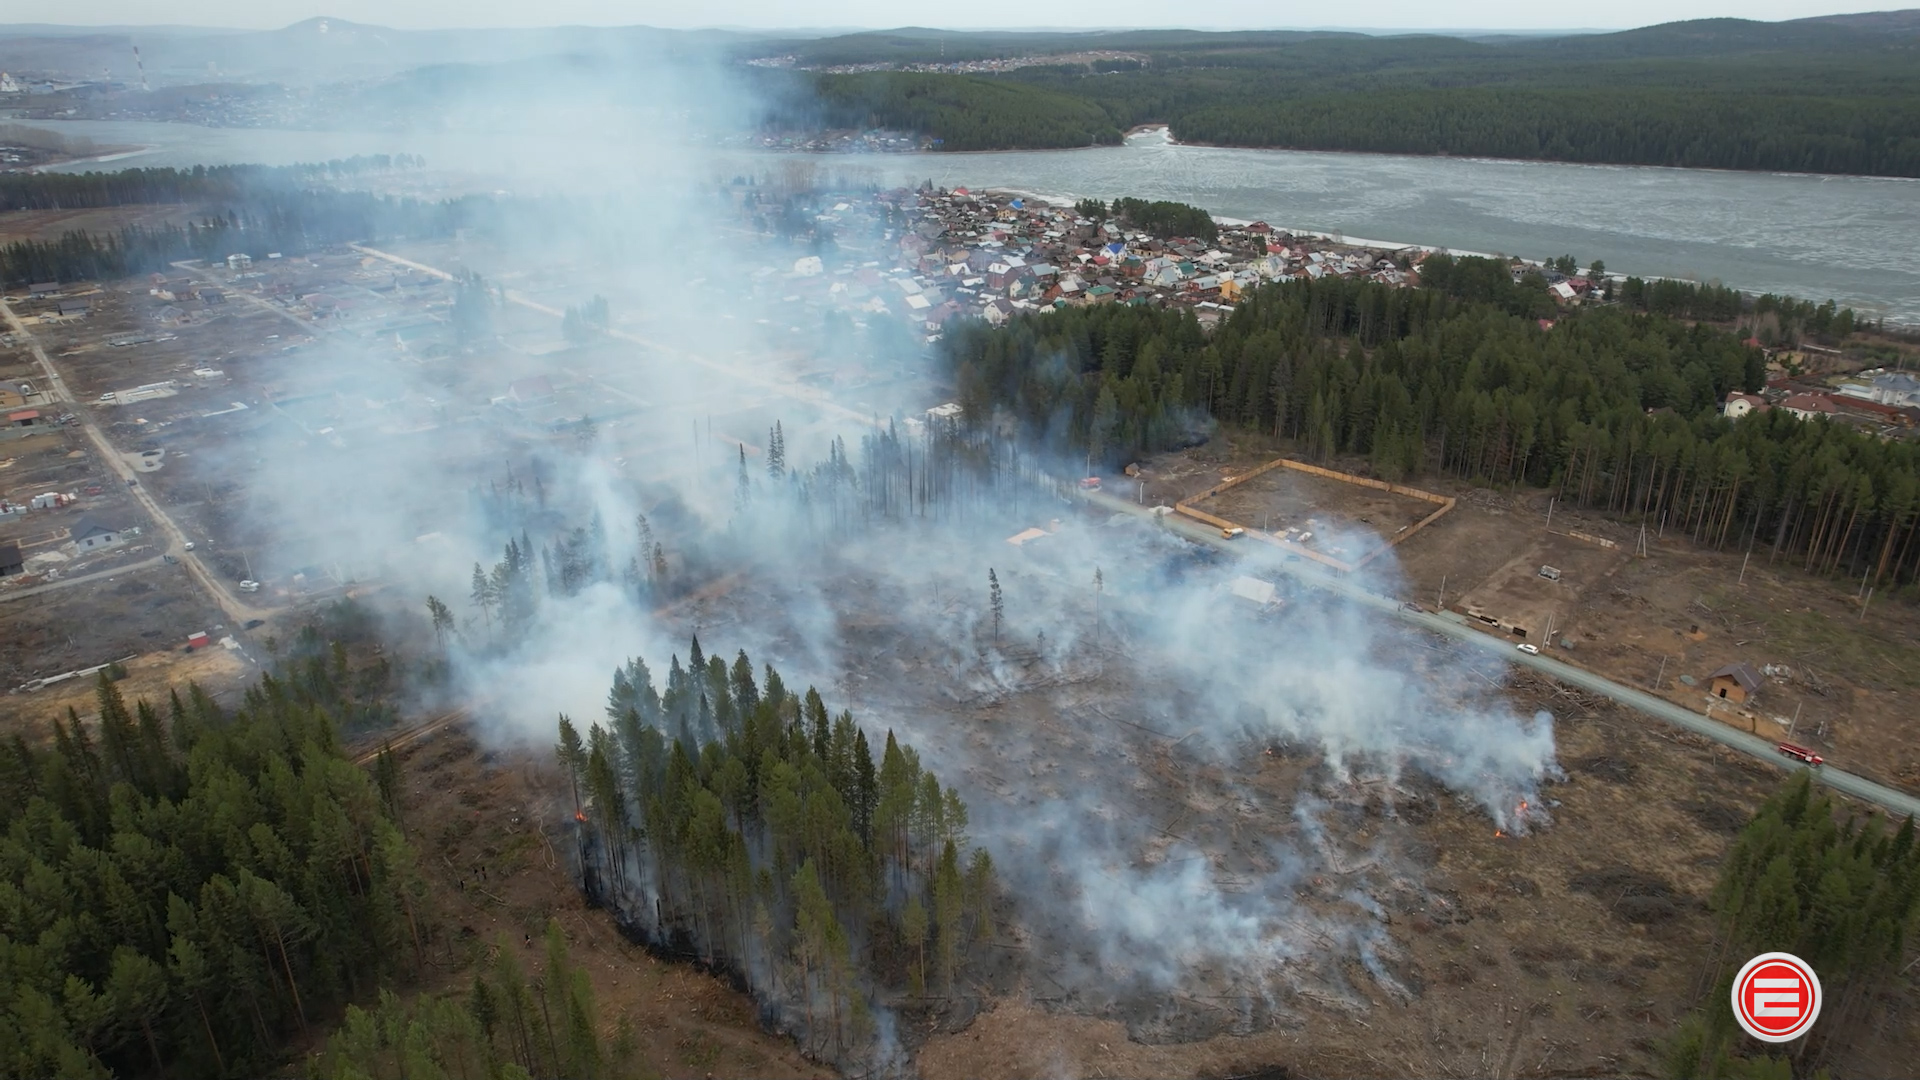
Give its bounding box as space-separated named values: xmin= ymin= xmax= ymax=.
xmin=0 ymin=158 xmax=423 ymax=213
xmin=943 ymin=268 xmax=1920 ymax=588
xmin=1420 ymin=253 xmax=1868 ymax=343
xmin=1109 ymin=197 xmax=1218 ymax=244
xmin=0 ymin=190 xmax=478 ymax=288
xmin=561 ymin=641 xmax=997 ymax=1065
xmin=1073 ymin=196 xmax=1218 ymax=244
xmin=313 ymin=920 xmax=636 ymax=1080
xmin=758 ymin=25 xmax=1920 ymax=176
xmin=762 ymin=70 xmax=1122 ymax=151
xmin=0 ymin=645 xmax=430 ymax=1077
xmin=1666 ymin=773 xmax=1920 ymax=1076
xmin=1618 ymin=276 xmax=1861 ymax=340
xmin=1172 ymin=87 xmax=1920 ymax=177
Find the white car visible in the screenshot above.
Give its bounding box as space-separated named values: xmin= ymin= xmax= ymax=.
xmin=238 ymin=580 xmax=260 ymax=593
xmin=1516 ymin=643 xmax=1540 ymax=655
xmin=182 ymin=541 xmax=195 ymax=551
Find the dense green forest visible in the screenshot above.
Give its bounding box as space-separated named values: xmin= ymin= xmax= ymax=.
xmin=555 ymin=640 xmax=996 ymax=1065
xmin=0 ymin=158 xmax=424 ymax=213
xmin=0 ymin=601 xmax=651 ymax=1080
xmin=761 ymin=18 xmax=1920 ymax=175
xmin=312 ymin=920 xmax=636 ymax=1080
xmin=760 ymin=70 xmax=1121 ymax=150
xmin=0 ymin=625 xmax=427 ymax=1078
xmin=1665 ymin=773 xmax=1920 ymax=1076
xmin=941 ymin=263 xmax=1920 ymax=589
xmin=0 ymin=163 xmax=479 ymax=288
xmin=1107 ymin=197 xmax=1218 ymax=244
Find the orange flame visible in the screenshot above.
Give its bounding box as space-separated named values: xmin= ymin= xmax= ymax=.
xmin=574 ymin=811 xmax=588 ymax=823
xmin=1493 ymin=829 xmax=1505 ymax=838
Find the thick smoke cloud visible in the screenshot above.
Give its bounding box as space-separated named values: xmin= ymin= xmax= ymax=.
xmin=213 ymin=32 xmax=1560 ymax=1052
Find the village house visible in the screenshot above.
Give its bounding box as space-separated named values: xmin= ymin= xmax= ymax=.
xmin=1707 ymin=662 xmax=1763 ymax=705
xmin=70 ymin=517 xmax=124 ymax=552
xmin=1723 ymin=392 xmax=1769 ymax=419
xmin=1780 ymin=393 xmax=1839 ymax=421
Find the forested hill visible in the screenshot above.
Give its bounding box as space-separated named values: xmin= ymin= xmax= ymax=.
xmin=758 ymin=15 xmax=1920 ymax=176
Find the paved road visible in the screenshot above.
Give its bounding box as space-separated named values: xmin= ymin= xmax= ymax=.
xmin=2 ymin=296 xmax=271 ymax=626
xmin=1080 ymin=487 xmax=1920 ymax=819
xmin=0 ymin=554 xmax=168 ymax=603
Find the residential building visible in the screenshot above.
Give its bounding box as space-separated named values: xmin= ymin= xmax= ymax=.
xmin=1780 ymin=393 xmax=1838 ymax=421
xmin=1707 ymin=662 xmax=1763 ymax=705
xmin=71 ymin=518 xmax=124 ymax=551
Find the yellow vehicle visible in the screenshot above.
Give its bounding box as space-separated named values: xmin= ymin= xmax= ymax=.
xmin=1221 ymin=526 xmax=1245 ymax=538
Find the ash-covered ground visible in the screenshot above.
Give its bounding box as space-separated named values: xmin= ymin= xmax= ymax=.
xmin=664 ymin=505 xmax=1561 ymax=1044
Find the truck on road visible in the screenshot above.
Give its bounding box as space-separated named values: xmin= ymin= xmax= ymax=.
xmin=1777 ymin=742 xmax=1824 ymax=767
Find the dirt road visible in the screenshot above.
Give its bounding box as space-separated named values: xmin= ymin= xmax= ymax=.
xmin=0 ymin=554 xmax=168 ymax=603
xmin=1 ymin=296 xmax=272 ymax=626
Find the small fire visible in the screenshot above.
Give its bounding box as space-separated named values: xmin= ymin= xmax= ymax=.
xmin=1493 ymin=829 xmax=1505 ymax=839
xmin=574 ymin=811 xmax=588 ymax=823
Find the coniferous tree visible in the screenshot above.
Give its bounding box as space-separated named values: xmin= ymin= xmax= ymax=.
xmin=988 ymin=569 xmax=1004 ymax=643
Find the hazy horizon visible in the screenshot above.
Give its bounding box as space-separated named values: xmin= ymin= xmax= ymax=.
xmin=6 ymin=2 xmax=1905 ymax=34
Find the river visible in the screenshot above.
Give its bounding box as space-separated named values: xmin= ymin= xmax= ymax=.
xmin=21 ymin=119 xmax=1920 ymax=323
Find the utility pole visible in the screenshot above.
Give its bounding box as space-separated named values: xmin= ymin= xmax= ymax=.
xmin=1738 ymin=547 xmax=1752 ymax=585
xmin=1653 ymin=654 xmax=1668 ymax=690
xmin=1437 ymin=574 xmax=1446 ymax=611
xmin=1545 ymin=497 xmax=1555 ymax=532
xmin=1861 ymin=586 xmax=1873 ymax=622
xmin=1787 ymin=701 xmax=1802 ymax=741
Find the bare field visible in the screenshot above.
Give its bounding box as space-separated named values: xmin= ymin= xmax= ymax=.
xmin=0 ymin=563 xmax=230 ymax=718
xmin=1195 ymin=464 xmax=1437 ymax=564
xmin=1137 ymin=437 xmax=1920 ymax=797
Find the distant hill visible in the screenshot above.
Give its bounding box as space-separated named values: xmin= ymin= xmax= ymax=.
xmin=3 ymin=11 xmax=1918 ymax=176
xmin=0 ymin=16 xmax=765 ymax=85
xmin=1792 ymin=8 xmax=1920 ymax=33
xmin=762 ymin=12 xmax=1920 ymax=176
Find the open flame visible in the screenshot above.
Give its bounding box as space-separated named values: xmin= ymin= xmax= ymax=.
xmin=574 ymin=811 xmax=588 ymax=823
xmin=1493 ymin=829 xmax=1505 ymax=838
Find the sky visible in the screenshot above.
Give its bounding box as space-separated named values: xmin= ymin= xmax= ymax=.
xmin=13 ymin=0 xmax=1897 ymax=33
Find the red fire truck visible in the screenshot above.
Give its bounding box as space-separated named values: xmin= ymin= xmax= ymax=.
xmin=1776 ymin=742 xmax=1824 ymax=767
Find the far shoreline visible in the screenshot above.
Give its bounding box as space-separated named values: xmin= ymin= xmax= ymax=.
xmin=1123 ymin=124 xmax=1917 ymax=184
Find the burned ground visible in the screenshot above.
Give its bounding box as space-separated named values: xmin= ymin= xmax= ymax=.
xmin=622 ymin=511 xmax=1920 ymax=1080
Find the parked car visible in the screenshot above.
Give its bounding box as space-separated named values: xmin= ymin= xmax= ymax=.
xmin=182 ymin=541 xmax=194 ymax=550
xmin=237 ymin=579 xmax=259 ymax=593
xmin=1516 ymin=643 xmax=1540 ymax=655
